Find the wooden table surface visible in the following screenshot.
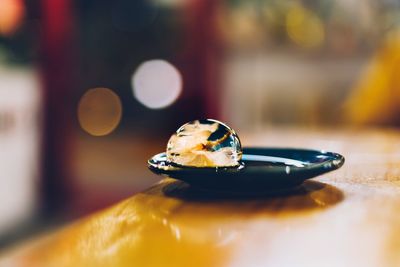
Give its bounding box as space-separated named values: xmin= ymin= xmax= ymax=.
xmin=2 ymin=128 xmax=400 ymax=267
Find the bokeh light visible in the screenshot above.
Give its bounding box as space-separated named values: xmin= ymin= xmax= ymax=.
xmin=78 ymin=88 xmax=122 ymax=136
xmin=132 ymin=59 xmax=183 ymax=109
xmin=0 ymin=0 xmax=25 ymax=35
xmin=286 ymin=5 xmax=324 ymax=49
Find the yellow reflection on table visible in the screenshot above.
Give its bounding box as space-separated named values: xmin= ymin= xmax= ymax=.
xmin=5 ymin=178 xmax=342 ymax=267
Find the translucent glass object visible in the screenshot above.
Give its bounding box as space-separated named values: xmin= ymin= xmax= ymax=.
xmin=166 ymin=119 xmax=242 ymax=167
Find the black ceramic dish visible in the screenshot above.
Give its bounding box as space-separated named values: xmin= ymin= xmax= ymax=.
xmin=148 ymin=147 xmax=345 ymax=194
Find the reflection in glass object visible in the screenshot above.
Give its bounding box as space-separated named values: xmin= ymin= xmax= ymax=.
xmin=166 ymin=119 xmax=242 ymax=167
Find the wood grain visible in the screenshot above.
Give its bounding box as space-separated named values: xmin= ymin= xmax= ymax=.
xmin=2 ymin=128 xmax=400 ymax=267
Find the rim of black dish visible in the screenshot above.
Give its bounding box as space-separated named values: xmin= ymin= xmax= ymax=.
xmin=148 ymin=147 xmax=345 ymax=174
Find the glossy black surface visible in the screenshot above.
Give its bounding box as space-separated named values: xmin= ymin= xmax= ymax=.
xmin=148 ymin=147 xmax=345 ymax=193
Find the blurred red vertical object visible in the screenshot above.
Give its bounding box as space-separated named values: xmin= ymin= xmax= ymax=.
xmin=40 ymin=0 xmax=75 ymax=213
xmin=180 ymin=0 xmax=221 ymax=119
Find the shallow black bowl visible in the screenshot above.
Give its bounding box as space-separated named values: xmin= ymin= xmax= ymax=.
xmin=148 ymin=147 xmax=345 ymax=193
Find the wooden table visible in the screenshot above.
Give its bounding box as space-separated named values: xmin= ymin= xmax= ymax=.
xmin=2 ymin=128 xmax=400 ymax=267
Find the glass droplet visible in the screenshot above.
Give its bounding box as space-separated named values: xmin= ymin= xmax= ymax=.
xmin=166 ymin=119 xmax=242 ymax=167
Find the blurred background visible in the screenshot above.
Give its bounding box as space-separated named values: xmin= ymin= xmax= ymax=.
xmin=0 ymin=0 xmax=400 ymax=248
